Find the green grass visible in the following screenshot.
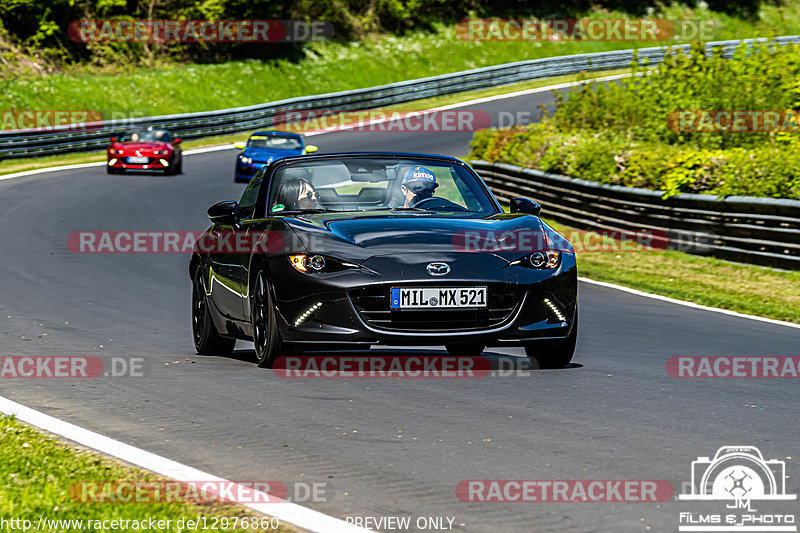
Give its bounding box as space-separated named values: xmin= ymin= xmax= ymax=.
xmin=544 ymin=219 xmax=800 ymax=323
xmin=0 ymin=69 xmax=627 ymax=177
xmin=0 ymin=415 xmax=295 ymax=532
xmin=3 ymin=3 xmax=800 ymax=118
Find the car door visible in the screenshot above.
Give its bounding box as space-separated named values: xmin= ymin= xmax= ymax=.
xmin=206 ymin=219 xmax=246 ymax=322
xmin=222 ymin=167 xmax=271 ymax=323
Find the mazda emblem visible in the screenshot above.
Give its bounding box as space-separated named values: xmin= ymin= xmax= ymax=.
xmin=426 ymin=262 xmax=451 ymax=276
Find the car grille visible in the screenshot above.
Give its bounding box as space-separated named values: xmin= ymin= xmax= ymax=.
xmin=350 ymin=283 xmax=524 ymax=333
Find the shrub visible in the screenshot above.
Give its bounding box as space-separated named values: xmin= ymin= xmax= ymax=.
xmin=469 ymin=38 xmax=800 ymax=200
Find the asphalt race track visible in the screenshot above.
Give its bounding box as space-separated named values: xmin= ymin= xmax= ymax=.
xmin=1 ymin=87 xmax=798 ymax=532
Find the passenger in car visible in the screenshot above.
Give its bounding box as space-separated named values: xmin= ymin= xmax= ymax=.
xmin=274 ymin=176 xmax=318 ymax=211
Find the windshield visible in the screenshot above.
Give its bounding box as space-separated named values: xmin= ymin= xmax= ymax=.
xmin=120 ymin=129 xmax=172 ymax=142
xmin=267 ymin=157 xmax=497 ymax=214
xmin=248 ymin=135 xmax=303 ymax=150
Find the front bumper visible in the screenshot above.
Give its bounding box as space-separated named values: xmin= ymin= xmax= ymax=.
xmin=108 ymin=156 xmax=171 ymax=171
xmin=266 ymin=253 xmax=577 ymax=347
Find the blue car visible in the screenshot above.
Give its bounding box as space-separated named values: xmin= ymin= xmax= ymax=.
xmin=234 ymin=131 xmax=318 ymax=183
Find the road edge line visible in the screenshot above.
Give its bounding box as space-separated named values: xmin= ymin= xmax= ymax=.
xmin=578 ymin=276 xmax=800 ymax=330
xmin=302 ymin=73 xmax=633 ymax=138
xmin=0 ymin=70 xmax=631 ymax=184
xmin=0 ymin=145 xmax=237 ymax=182
xmin=0 ymin=395 xmax=372 ymax=533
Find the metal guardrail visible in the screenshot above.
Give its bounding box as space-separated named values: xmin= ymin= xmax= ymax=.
xmin=2 ymin=35 xmax=798 ymax=160
xmin=471 ymin=161 xmax=800 ymax=270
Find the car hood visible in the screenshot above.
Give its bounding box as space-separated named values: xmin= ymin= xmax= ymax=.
xmin=282 ymin=211 xmax=572 ymax=263
xmin=244 ymin=147 xmax=302 ymax=161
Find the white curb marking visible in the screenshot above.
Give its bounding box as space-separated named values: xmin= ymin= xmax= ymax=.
xmin=579 ymin=277 xmax=800 ymax=330
xmin=0 ymin=72 xmax=630 ymax=182
xmin=0 ymin=144 xmax=237 ymax=182
xmin=302 ymin=73 xmax=633 ymax=137
xmin=0 ymin=396 xmax=372 ymax=533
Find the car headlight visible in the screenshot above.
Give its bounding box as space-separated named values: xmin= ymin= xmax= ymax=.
xmin=288 ymin=254 xmax=360 ymax=273
xmin=153 ymin=149 xmax=168 ymax=155
xmin=509 ymin=250 xmax=561 ymax=269
xmin=239 ymin=155 xmax=253 ymax=164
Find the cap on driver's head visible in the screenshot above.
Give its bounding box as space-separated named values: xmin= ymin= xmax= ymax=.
xmin=402 ymin=166 xmax=437 ymax=187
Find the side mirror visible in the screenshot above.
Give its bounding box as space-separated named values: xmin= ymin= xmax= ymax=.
xmin=304 ymin=145 xmax=318 ymax=153
xmin=110 ymin=137 xmax=117 ymax=142
xmin=510 ymin=197 xmax=541 ymax=216
xmin=207 ymin=201 xmax=240 ymax=225
xmin=234 ymin=141 xmax=246 ymax=150
xmin=173 ymin=138 xmax=182 ymax=144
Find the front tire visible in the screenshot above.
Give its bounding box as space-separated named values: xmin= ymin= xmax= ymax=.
xmin=251 ymin=271 xmax=282 ymax=368
xmin=524 ymin=310 xmax=578 ymax=369
xmin=192 ymin=266 xmax=236 ymax=356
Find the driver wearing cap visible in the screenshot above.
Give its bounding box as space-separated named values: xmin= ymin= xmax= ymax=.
xmin=401 ymin=166 xmax=438 ymax=208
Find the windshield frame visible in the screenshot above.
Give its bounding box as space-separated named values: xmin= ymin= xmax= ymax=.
xmin=120 ymin=129 xmax=172 ymax=143
xmin=258 ymin=154 xmax=502 ymax=218
xmin=247 ymin=134 xmax=304 ymax=150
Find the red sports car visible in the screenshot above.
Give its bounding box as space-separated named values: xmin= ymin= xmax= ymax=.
xmin=107 ymin=128 xmax=183 ymax=175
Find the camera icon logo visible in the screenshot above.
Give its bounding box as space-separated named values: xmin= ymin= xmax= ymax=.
xmin=679 ymin=446 xmax=796 ymax=501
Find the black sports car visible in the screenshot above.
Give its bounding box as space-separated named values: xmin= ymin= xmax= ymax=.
xmin=189 ymin=152 xmax=578 ymax=369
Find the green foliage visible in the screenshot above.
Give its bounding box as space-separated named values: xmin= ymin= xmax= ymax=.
xmin=0 ymin=23 xmax=703 ymax=113
xmin=469 ymin=123 xmax=800 ymax=200
xmin=0 ymin=0 xmax=793 ymax=72
xmin=469 ymin=31 xmax=800 ymax=200
xmin=0 ymin=416 xmax=292 ymax=532
xmin=551 ymin=40 xmax=800 ymax=150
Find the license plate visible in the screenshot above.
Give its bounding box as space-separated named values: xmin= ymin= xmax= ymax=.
xmin=127 ymin=156 xmax=149 ymax=164
xmin=390 ymin=287 xmax=487 ymax=309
